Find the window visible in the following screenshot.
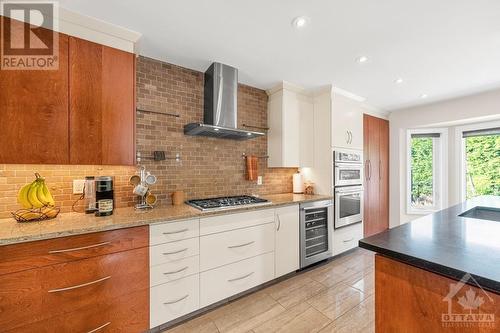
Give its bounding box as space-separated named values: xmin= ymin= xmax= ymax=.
xmin=406 ymin=129 xmax=447 ymax=214
xmin=462 ymin=127 xmax=500 ymax=199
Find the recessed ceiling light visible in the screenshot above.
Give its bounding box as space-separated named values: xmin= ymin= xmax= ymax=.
xmin=292 ymin=16 xmax=309 ymax=29
xmin=214 ymin=128 xmax=219 ymax=131
xmin=395 ymin=78 xmax=404 ymax=84
xmin=420 ymin=94 xmax=428 ymax=99
xmin=357 ymin=56 xmax=369 ymax=64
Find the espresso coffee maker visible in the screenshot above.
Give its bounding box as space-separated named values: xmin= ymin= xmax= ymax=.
xmin=95 ymin=176 xmax=114 ymax=216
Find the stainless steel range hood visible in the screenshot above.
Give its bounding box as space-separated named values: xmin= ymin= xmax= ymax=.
xmin=184 ymin=63 xmax=265 ymax=140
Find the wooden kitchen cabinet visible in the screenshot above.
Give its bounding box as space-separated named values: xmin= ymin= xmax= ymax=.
xmin=0 ymin=226 xmax=149 ymax=332
xmin=363 ymin=114 xmax=389 ymax=237
xmin=0 ymin=17 xmax=136 ymax=165
xmin=69 ymin=37 xmax=136 ymax=165
xmin=0 ymin=17 xmax=69 ymax=164
xmin=275 ymin=205 xmax=299 ymax=277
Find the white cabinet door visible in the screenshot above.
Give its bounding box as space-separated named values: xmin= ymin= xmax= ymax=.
xmin=298 ymin=97 xmax=314 ymax=167
xmin=267 ymin=82 xmax=314 ymax=167
xmin=333 ymin=222 xmax=363 ymax=255
xmin=150 ymin=274 xmax=199 ymax=328
xmin=200 ymin=252 xmax=274 ymax=307
xmin=200 ymin=223 xmax=275 ymax=271
xmin=331 ymin=92 xmax=363 ymax=150
xmin=275 ymin=205 xmax=299 ymax=277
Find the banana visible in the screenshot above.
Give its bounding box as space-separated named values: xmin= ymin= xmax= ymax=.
xmin=27 ymin=181 xmax=45 ymax=208
xmin=17 ymin=183 xmax=34 ymax=209
xmin=41 ymin=206 xmax=58 ymax=218
xmin=40 ymin=181 xmax=55 ymax=206
xmin=36 ymin=180 xmax=51 ymax=206
xmin=19 ymin=210 xmax=42 ymax=221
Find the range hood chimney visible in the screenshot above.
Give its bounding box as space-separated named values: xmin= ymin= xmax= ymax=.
xmin=184 ymin=63 xmax=265 ymax=140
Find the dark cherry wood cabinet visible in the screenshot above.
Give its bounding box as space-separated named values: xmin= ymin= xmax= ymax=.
xmin=0 ymin=18 xmax=69 ymax=164
xmin=0 ymin=17 xmax=135 ymax=165
xmin=363 ymin=114 xmax=389 ymax=237
xmin=69 ymin=37 xmax=135 ymax=165
xmin=0 ymin=227 xmax=149 ymax=332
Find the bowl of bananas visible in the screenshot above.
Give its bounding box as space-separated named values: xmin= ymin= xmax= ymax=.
xmin=12 ymin=173 xmax=60 ymax=223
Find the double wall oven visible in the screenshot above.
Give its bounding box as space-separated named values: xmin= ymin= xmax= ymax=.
xmin=334 ymin=149 xmax=364 ymax=229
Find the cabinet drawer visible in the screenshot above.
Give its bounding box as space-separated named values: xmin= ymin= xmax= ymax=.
xmin=200 ymin=252 xmax=274 ymax=307
xmin=333 ymin=222 xmax=363 ymax=255
xmin=0 ymin=226 xmax=148 ymax=275
xmin=150 ymin=237 xmax=199 ymax=266
xmin=200 ymin=208 xmax=275 ymax=235
xmin=6 ymin=288 xmax=148 ymax=333
xmin=150 ymin=274 xmax=199 ymax=328
xmin=200 ymin=223 xmax=274 ymax=271
xmin=150 ymin=219 xmax=199 ymax=245
xmin=0 ymin=247 xmax=148 ymax=331
xmin=151 ymin=255 xmax=199 ymax=287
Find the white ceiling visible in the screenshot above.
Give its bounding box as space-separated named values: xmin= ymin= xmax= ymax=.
xmin=59 ymin=0 xmax=500 ymax=111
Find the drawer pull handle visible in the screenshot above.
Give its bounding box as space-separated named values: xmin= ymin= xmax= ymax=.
xmin=163 ymin=228 xmax=189 ymax=235
xmin=343 ymin=238 xmax=354 ymax=243
xmin=163 ymin=266 xmax=189 ymax=275
xmin=86 ymin=322 xmax=111 ymax=333
xmin=48 ymin=276 xmax=111 ymax=293
xmin=228 ymin=241 xmax=255 ymax=249
xmin=163 ymin=294 xmax=189 ymax=305
xmin=48 ymin=241 xmax=111 ymax=254
xmin=163 ymin=248 xmax=188 ymax=255
xmin=228 ymin=271 xmax=254 ymax=282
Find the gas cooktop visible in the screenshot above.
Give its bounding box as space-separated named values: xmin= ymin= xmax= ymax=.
xmin=186 ymin=195 xmax=270 ymax=211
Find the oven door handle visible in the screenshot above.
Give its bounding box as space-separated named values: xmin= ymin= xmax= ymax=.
xmin=335 ymin=188 xmax=363 ymax=194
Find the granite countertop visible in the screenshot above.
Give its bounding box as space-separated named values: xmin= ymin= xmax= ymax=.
xmin=359 ymin=195 xmax=500 ymax=294
xmin=0 ymin=193 xmax=332 ymax=246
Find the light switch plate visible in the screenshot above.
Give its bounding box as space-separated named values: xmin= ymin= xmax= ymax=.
xmin=257 ymin=176 xmax=263 ymax=185
xmin=73 ymin=179 xmax=85 ymax=194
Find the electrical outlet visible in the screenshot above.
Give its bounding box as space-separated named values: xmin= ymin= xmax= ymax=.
xmin=73 ymin=179 xmax=85 ymax=194
xmin=257 ymin=176 xmax=263 ymax=185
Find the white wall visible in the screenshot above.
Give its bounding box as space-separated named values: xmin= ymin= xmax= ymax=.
xmin=389 ymin=89 xmax=500 ymax=227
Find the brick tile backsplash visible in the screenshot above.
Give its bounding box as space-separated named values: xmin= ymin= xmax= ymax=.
xmin=0 ymin=56 xmax=297 ymax=218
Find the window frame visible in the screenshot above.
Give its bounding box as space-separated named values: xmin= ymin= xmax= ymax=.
xmin=406 ymin=128 xmax=448 ymax=215
xmin=455 ymin=120 xmax=500 ymax=202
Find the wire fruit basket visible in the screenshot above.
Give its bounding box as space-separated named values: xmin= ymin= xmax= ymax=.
xmin=12 ymin=207 xmax=60 ymax=223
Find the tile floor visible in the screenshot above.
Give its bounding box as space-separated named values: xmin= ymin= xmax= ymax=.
xmin=163 ymin=248 xmax=375 ymax=333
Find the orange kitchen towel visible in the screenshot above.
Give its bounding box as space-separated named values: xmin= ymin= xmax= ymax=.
xmin=246 ymin=155 xmax=258 ymax=181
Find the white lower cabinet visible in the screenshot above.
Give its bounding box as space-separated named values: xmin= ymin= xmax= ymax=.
xmin=200 ymin=252 xmax=275 ymax=307
xmin=150 ymin=255 xmax=200 ymax=287
xmin=150 ymin=237 xmax=199 ymax=266
xmin=200 ymin=223 xmax=275 ymax=271
xmin=150 ymin=274 xmax=200 ymax=328
xmin=333 ymin=222 xmax=363 ymax=255
xmin=149 ymin=206 xmax=303 ymax=328
xmin=275 ymin=205 xmax=299 ymax=277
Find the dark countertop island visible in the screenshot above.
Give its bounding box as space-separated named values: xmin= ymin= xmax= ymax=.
xmin=359 ymin=195 xmax=500 ymax=294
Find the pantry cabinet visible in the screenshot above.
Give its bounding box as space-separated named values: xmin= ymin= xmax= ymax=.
xmin=363 ymin=114 xmax=389 ymax=237
xmin=267 ymin=82 xmax=314 ymax=167
xmin=0 ymin=17 xmax=136 ymax=165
